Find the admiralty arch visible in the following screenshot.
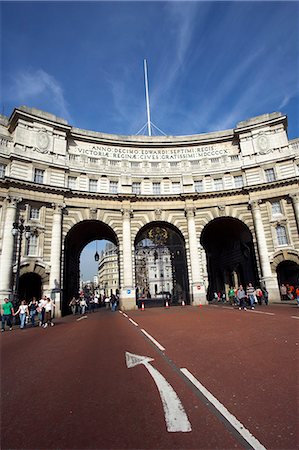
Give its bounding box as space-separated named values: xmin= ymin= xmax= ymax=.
xmin=0 ymin=107 xmax=298 ymax=316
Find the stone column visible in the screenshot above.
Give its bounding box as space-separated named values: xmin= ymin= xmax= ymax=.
xmin=0 ymin=197 xmax=21 ymax=303
xmin=185 ymin=207 xmax=207 ymax=305
xmin=250 ymin=200 xmax=279 ymax=301
xmin=120 ymin=207 xmax=136 ymax=310
xmin=47 ymin=203 xmax=64 ymax=317
xmin=290 ymin=193 xmax=299 ymax=232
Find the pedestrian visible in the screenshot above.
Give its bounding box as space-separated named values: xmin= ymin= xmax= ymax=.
xmin=79 ymin=297 xmax=87 ymax=315
xmin=28 ymin=297 xmax=38 ymax=327
xmin=228 ymin=287 xmax=236 ymax=306
xmin=280 ymin=284 xmax=287 ymax=301
xmin=1 ymin=298 xmax=15 ymax=332
xmin=237 ymin=285 xmax=247 ymax=310
xmin=69 ymin=297 xmax=77 ymax=315
xmin=110 ymin=293 xmax=117 ymax=312
xmin=261 ymin=287 xmax=269 ymax=305
xmin=295 ymin=286 xmax=299 ymax=307
xmin=43 ymin=298 xmax=55 ymax=328
xmin=255 ymin=287 xmax=263 ymax=305
xmin=14 ymin=300 xmax=29 ymax=329
xmin=90 ymin=296 xmax=95 ymax=313
xmin=246 ymin=283 xmax=255 ymax=309
xmin=37 ymin=295 xmax=47 ymax=326
xmin=94 ymin=294 xmax=99 ymax=310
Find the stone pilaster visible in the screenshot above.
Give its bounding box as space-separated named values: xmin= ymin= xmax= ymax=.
xmin=120 ymin=207 xmax=136 ymax=310
xmin=0 ymin=197 xmax=22 ymax=303
xmin=47 ymin=203 xmax=65 ymax=316
xmin=185 ymin=206 xmax=207 ymax=305
xmin=290 ymin=193 xmax=299 ymax=232
xmin=250 ymin=200 xmax=279 ymax=301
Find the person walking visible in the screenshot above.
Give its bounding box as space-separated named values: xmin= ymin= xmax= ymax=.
xmin=1 ymin=298 xmax=15 ymax=332
xmin=246 ymin=282 xmax=256 ymax=310
xmin=261 ymin=286 xmax=269 ymax=305
xmin=69 ymin=297 xmax=77 ymax=315
xmin=237 ymin=285 xmax=247 ymax=310
xmin=79 ymin=297 xmax=87 ymax=315
xmin=14 ymin=300 xmax=29 ymax=329
xmin=43 ymin=298 xmax=55 ymax=328
xmin=28 ymin=297 xmax=38 ymax=327
xmin=295 ymin=286 xmax=299 ymax=307
xmin=37 ymin=296 xmax=47 ymax=326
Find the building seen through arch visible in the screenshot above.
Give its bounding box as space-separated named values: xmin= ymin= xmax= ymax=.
xmin=0 ymin=107 xmax=298 ymax=314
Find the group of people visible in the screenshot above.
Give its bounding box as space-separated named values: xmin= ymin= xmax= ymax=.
xmin=214 ymin=283 xmax=269 ymax=310
xmin=280 ymin=283 xmax=299 ymax=305
xmin=69 ymin=293 xmax=119 ymax=315
xmin=1 ymin=295 xmax=56 ymax=332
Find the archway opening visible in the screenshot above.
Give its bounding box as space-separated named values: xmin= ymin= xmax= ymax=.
xmin=276 ymin=260 xmax=299 ymax=289
xmin=19 ymin=273 xmax=42 ymax=302
xmin=200 ymin=217 xmax=259 ymax=300
xmin=134 ymin=222 xmax=189 ymax=307
xmin=63 ymin=220 xmax=118 ymax=315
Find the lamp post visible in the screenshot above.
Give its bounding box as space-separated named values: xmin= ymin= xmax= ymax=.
xmin=12 ymin=218 xmax=30 ymax=306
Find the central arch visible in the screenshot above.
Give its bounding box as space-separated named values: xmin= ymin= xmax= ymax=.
xmin=200 ymin=217 xmax=259 ymax=300
xmin=134 ymin=222 xmax=190 ymax=307
xmin=63 ymin=220 xmax=118 ymax=315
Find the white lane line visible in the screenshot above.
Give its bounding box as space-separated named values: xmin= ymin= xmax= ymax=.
xmin=118 ymin=311 xmax=123 ymax=315
xmin=141 ymin=329 xmax=165 ymax=352
xmin=181 ymin=368 xmax=266 ymax=450
xmin=123 ymin=313 xmax=128 ymax=318
xmin=128 ymin=317 xmax=139 ymax=327
xmin=76 ymin=315 xmax=87 ymax=321
xmin=291 ymin=316 xmax=299 ymax=319
xmin=248 ymin=310 xmax=275 ymax=316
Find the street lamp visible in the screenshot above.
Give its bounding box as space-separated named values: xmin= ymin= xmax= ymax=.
xmin=94 ymin=240 xmax=99 ymax=261
xmin=12 ymin=218 xmax=30 ymax=305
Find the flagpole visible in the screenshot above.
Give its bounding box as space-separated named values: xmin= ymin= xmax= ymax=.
xmin=143 ymin=59 xmax=152 ymax=136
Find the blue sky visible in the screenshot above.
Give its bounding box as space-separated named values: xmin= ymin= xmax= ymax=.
xmin=1 ymin=1 xmax=299 ymax=279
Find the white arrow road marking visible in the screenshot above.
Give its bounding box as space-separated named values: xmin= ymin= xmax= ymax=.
xmin=125 ymin=352 xmax=191 ymax=433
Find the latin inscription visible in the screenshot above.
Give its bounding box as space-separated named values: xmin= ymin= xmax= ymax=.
xmin=69 ymin=144 xmax=229 ymax=161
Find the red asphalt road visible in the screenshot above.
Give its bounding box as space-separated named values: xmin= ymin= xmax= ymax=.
xmin=1 ymin=304 xmax=298 ymax=450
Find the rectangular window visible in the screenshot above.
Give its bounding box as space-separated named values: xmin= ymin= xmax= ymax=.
xmin=265 ymin=168 xmax=276 ymax=182
xmin=172 ymin=182 xmax=180 ymax=194
xmin=234 ymin=175 xmax=243 ymax=188
xmin=89 ymin=179 xmax=97 ymax=192
xmin=153 ymin=182 xmax=161 ymax=195
xmin=132 ymin=182 xmax=141 ymax=194
xmin=26 ymin=234 xmax=38 ymax=256
xmin=68 ymin=176 xmax=77 ymax=189
xmin=214 ymin=178 xmax=223 ymax=191
xmin=0 ymin=163 xmax=6 ymax=178
xmin=34 ymin=169 xmax=44 ymax=184
xmin=276 ymin=225 xmax=288 ymax=245
xmin=194 ymin=180 xmax=203 ymax=192
xmin=271 ymin=201 xmax=282 ymax=216
xmin=29 ymin=207 xmax=40 ymax=220
xmin=109 ymin=181 xmax=118 ymax=194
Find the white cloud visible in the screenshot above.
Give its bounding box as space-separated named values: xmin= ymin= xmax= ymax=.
xmin=6 ymin=69 xmax=72 ymax=121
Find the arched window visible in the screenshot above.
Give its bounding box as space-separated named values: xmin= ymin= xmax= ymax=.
xmin=276 ymin=225 xmax=288 ymax=246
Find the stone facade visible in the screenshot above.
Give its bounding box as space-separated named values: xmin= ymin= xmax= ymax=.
xmin=0 ymin=107 xmax=298 ymax=315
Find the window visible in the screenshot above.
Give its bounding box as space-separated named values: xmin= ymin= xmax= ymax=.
xmin=214 ymin=178 xmax=224 ymax=191
xmin=109 ymin=181 xmax=118 ymax=194
xmin=68 ymin=176 xmax=77 ymax=189
xmin=271 ymin=201 xmax=282 ymax=216
xmin=172 ymin=182 xmax=180 ymax=194
xmin=132 ymin=182 xmax=141 ymax=194
xmin=0 ymin=163 xmax=6 ymax=178
xmin=153 ymin=182 xmax=161 ymax=195
xmin=34 ymin=169 xmax=44 ymax=184
xmin=194 ymin=180 xmax=203 ymax=192
xmin=276 ymin=225 xmax=288 ymax=245
xmin=89 ymin=179 xmax=97 ymax=192
xmin=26 ymin=234 xmax=38 ymax=256
xmin=234 ymin=175 xmax=243 ymax=188
xmin=265 ymin=168 xmax=276 ymax=182
xmin=29 ymin=207 xmax=40 ymax=220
